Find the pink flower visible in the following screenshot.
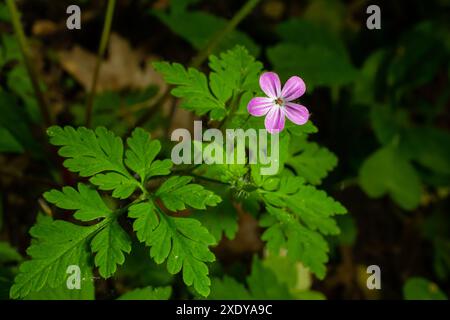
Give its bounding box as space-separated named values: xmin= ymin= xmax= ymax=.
xmin=247 ymin=72 xmax=310 ymax=134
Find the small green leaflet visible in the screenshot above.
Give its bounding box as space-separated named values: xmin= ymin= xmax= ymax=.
xmin=44 ymin=183 xmax=112 ymax=221
xmin=128 ymin=201 xmax=216 ymax=296
xmin=10 ymin=216 xmax=100 ymax=299
xmin=153 ymin=62 xmax=226 ymax=119
xmin=125 ymin=127 xmax=172 ymax=183
xmin=48 ymin=126 xmax=129 ymax=177
xmin=91 ymin=220 xmax=132 ymax=278
xmin=156 ymin=176 xmax=221 ymax=211
xmin=287 ymin=139 xmax=338 ymax=185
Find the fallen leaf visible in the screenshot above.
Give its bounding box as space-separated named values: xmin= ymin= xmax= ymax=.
xmin=58 ymin=33 xmax=164 ymax=92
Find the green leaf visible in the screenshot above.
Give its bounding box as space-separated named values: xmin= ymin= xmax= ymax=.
xmin=0 ymin=3 xmax=10 ymax=22
xmin=403 ymin=277 xmax=447 ymax=300
xmin=262 ymin=176 xmax=347 ymax=235
xmin=260 ymin=207 xmax=330 ymax=279
xmin=0 ymin=126 xmax=24 ymax=153
xmin=47 ymin=126 xmax=128 ymax=176
xmin=153 ymin=10 xmax=259 ymax=56
xmin=128 ymin=201 xmax=216 ymax=296
xmin=47 ymin=126 xmax=137 ymax=198
xmin=359 ymin=145 xmax=422 ymax=210
xmin=154 ymin=46 xmax=262 ymax=121
xmin=0 ymin=242 xmax=22 ymax=263
xmin=91 ymin=220 xmax=132 ymax=278
xmin=90 ymin=173 xmax=139 ymax=200
xmin=209 ymin=276 xmax=251 ymax=300
xmin=156 ymin=176 xmax=221 ymax=211
xmin=287 ymin=140 xmax=338 ymax=185
xmin=25 ymin=266 xmax=95 ymax=300
xmin=192 ymin=199 xmax=238 ymax=243
xmin=210 ymin=257 xmax=292 ymax=300
xmin=125 ymin=128 xmax=172 ymax=182
xmin=10 ymin=216 xmax=100 ymax=299
xmin=153 ymin=62 xmax=226 ymax=119
xmin=117 ymin=286 xmax=172 ymax=300
xmin=209 ymin=46 xmax=263 ymax=95
xmin=268 ymin=43 xmax=357 ymax=90
xmin=44 ymin=183 xmax=113 ymax=221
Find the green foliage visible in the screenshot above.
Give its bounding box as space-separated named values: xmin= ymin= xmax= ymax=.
xmin=156 ymin=176 xmax=221 ymax=211
xmin=11 ymin=126 xmax=220 ymax=298
xmin=403 ymin=277 xmax=447 ymax=300
xmin=193 ymin=199 xmax=239 ymax=243
xmin=128 ymin=201 xmax=216 ymax=296
xmin=359 ymin=145 xmax=422 ymax=210
xmin=10 ymin=215 xmax=99 ymax=299
xmin=210 ymin=257 xmax=293 ymax=300
xmin=117 ymin=286 xmax=172 ymax=300
xmin=152 ymin=3 xmax=259 ymax=56
xmin=267 ymin=19 xmax=357 ymax=90
xmin=287 ymin=137 xmax=338 ymax=185
xmin=153 ymin=46 xmax=262 ymax=120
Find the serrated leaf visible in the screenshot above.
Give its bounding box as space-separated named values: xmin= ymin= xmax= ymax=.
xmin=192 ymin=200 xmax=238 ymax=243
xmin=260 ymin=207 xmax=329 ymax=279
xmin=90 ymin=173 xmax=138 ymax=199
xmin=128 ymin=201 xmax=216 ymax=296
xmin=153 ymin=62 xmax=225 ymax=119
xmin=91 ymin=220 xmax=131 ymax=278
xmin=117 ymin=286 xmax=172 ymax=300
xmin=125 ymin=128 xmax=171 ymax=182
xmin=10 ymin=216 xmax=100 ymax=299
xmin=47 ymin=126 xmax=138 ymax=198
xmin=262 ymin=176 xmax=347 ymax=235
xmin=156 ymin=176 xmax=221 ymax=211
xmin=287 ymin=141 xmax=338 ymax=185
xmin=44 ymin=183 xmax=112 ymax=221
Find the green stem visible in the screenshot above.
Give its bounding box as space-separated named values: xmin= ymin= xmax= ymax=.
xmin=190 ymin=0 xmax=261 ymax=68
xmin=6 ymin=0 xmax=52 ymax=127
xmin=85 ymin=0 xmax=116 ymax=127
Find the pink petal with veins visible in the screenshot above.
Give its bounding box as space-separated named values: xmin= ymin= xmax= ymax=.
xmin=247 ymin=97 xmax=275 ymax=116
xmin=259 ymin=72 xmax=281 ymax=99
xmin=264 ymin=107 xmax=285 ymax=134
xmin=284 ymin=102 xmax=310 ymax=125
xmin=281 ymin=76 xmax=306 ymax=101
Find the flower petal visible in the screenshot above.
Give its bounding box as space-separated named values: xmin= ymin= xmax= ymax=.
xmin=284 ymin=102 xmax=310 ymax=125
xmin=264 ymin=106 xmax=285 ymax=134
xmin=260 ymin=72 xmax=281 ymax=99
xmin=247 ymin=97 xmax=274 ymax=117
xmin=281 ymin=76 xmax=306 ymax=101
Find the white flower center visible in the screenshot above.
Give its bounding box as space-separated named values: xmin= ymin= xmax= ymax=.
xmin=274 ymin=97 xmax=284 ymax=106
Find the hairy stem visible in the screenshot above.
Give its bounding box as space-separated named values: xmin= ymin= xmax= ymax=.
xmin=6 ymin=0 xmax=52 ymax=127
xmin=85 ymin=0 xmax=116 ymax=127
xmin=190 ymin=0 xmax=261 ymax=68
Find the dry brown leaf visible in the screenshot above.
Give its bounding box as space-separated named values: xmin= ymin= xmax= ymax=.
xmin=58 ymin=33 xmax=165 ymax=92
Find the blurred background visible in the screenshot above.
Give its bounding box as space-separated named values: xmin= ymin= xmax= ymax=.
xmin=0 ymin=0 xmax=449 ymax=299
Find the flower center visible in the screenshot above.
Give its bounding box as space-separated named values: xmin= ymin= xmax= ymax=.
xmin=274 ymin=98 xmax=284 ymax=106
